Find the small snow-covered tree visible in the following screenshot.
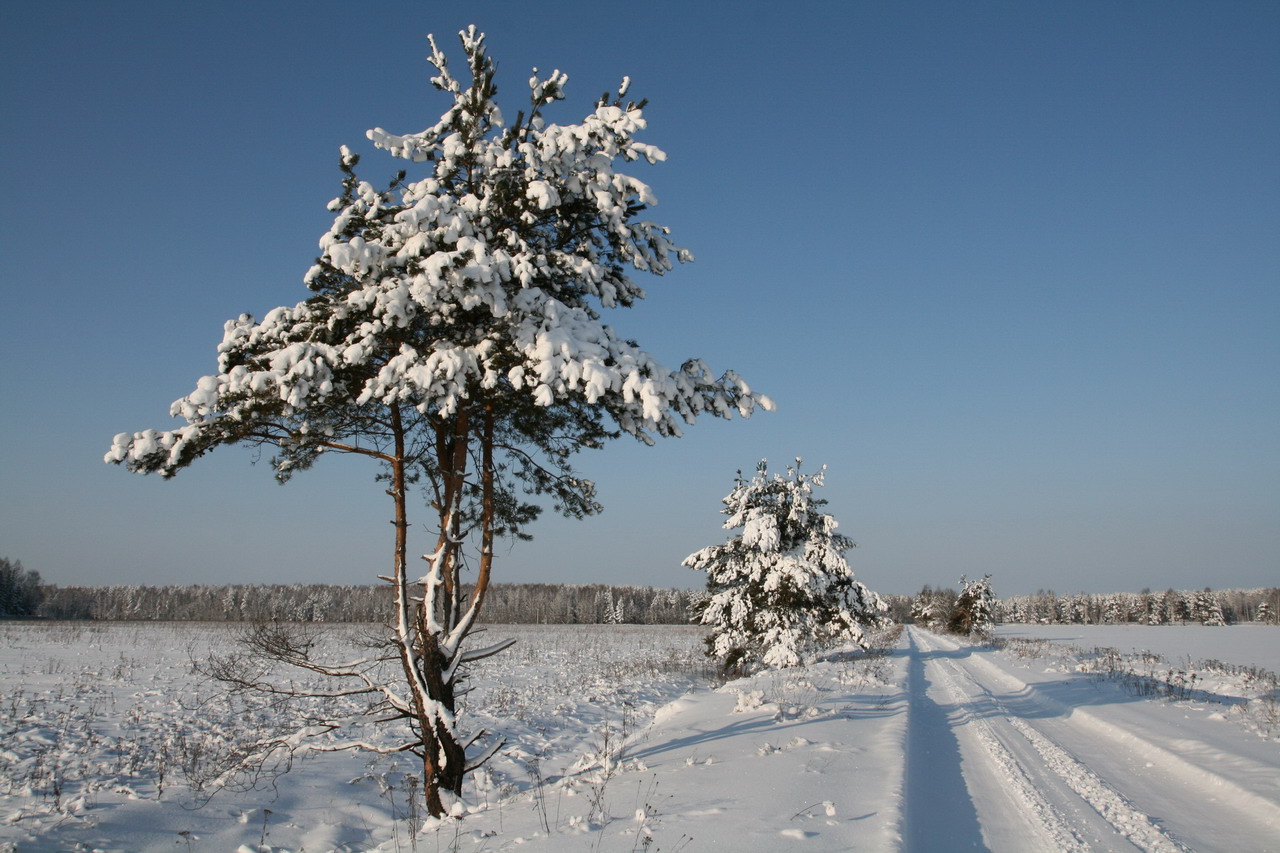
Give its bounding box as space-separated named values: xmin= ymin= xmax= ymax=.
xmin=106 ymin=27 xmax=770 ymax=816
xmin=910 ymin=584 xmax=953 ymax=631
xmin=1257 ymin=601 xmax=1274 ymax=624
xmin=685 ymin=460 xmax=885 ymax=674
xmin=947 ymin=574 xmax=996 ymax=637
xmin=1193 ymin=588 xmax=1227 ymax=626
xmin=1174 ymin=590 xmax=1195 ymax=624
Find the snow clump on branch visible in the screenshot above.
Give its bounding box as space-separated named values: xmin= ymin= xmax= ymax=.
xmin=107 ymin=26 xmax=771 ymax=479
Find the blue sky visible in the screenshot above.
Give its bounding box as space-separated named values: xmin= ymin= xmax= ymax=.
xmin=2 ymin=1 xmax=1276 ymax=597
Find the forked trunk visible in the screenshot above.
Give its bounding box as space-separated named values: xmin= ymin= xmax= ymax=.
xmin=395 ymin=406 xmax=498 ymax=817
xmin=386 ymin=407 xmax=463 ymax=818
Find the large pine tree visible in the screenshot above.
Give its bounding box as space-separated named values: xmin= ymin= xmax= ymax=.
xmin=106 ymin=27 xmax=771 ymax=815
xmin=685 ymin=460 xmax=885 ymax=673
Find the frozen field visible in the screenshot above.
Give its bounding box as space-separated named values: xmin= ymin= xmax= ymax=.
xmin=1 ymin=621 xmax=1277 ymax=852
xmin=994 ymin=623 xmax=1280 ymax=674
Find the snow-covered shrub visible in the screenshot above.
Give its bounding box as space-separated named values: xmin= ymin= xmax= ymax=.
xmin=685 ymin=460 xmax=886 ymax=674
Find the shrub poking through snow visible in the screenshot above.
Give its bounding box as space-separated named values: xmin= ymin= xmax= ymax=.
xmin=685 ymin=460 xmax=886 ymax=674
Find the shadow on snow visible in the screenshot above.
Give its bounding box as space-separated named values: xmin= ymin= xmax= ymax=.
xmin=903 ymin=629 xmax=989 ymax=852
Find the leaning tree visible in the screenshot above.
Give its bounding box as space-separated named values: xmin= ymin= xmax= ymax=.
xmin=106 ymin=27 xmax=771 ymax=816
xmin=685 ymin=460 xmax=884 ymax=674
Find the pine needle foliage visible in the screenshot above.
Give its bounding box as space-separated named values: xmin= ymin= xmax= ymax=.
xmin=686 ymin=460 xmax=885 ymax=674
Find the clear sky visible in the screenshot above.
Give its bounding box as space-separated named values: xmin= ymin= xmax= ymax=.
xmin=2 ymin=1 xmax=1276 ymax=598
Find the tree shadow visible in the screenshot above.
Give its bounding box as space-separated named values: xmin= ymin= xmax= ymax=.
xmin=626 ymin=692 xmax=902 ymax=763
xmin=903 ymin=630 xmax=990 ymax=852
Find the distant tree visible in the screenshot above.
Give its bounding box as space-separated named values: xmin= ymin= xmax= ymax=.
xmin=1067 ymin=594 xmax=1090 ymax=625
xmin=105 ymin=27 xmax=769 ymax=816
xmin=882 ymin=593 xmax=915 ymax=624
xmin=0 ymin=558 xmax=43 ymax=617
xmin=1264 ymin=589 xmax=1280 ymax=624
xmin=686 ymin=460 xmax=885 ymax=674
xmin=1145 ymin=591 xmax=1167 ymax=625
xmin=1192 ymin=588 xmax=1227 ymax=626
xmin=1036 ymin=590 xmax=1061 ymax=624
xmin=910 ymin=585 xmax=953 ymax=631
xmin=947 ymin=574 xmax=996 ymax=637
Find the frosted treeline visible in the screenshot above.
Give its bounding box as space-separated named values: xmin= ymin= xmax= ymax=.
xmin=997 ymin=587 xmax=1279 ymax=625
xmin=21 ymin=582 xmax=1278 ymax=626
xmin=878 ymin=586 xmax=1278 ymax=626
xmin=30 ymin=582 xmax=701 ymax=624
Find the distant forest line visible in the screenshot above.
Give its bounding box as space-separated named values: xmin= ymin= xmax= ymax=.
xmin=994 ymin=586 xmax=1278 ymax=626
xmin=4 ymin=570 xmax=1278 ymax=626
xmin=899 ymin=585 xmax=1278 ymax=627
xmin=29 ymin=582 xmax=698 ymax=624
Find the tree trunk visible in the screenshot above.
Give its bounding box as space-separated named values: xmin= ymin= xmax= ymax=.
xmin=387 ymin=403 xmax=503 ymax=816
xmin=409 ymin=410 xmax=476 ymax=815
xmin=383 ymin=406 xmax=453 ymax=818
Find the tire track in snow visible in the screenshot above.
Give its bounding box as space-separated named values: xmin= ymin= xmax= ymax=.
xmin=1002 ymin=715 xmax=1192 ymax=853
xmin=963 ymin=650 xmax=1280 ymax=832
xmin=911 ymin=628 xmax=1090 ymax=853
xmin=902 ymin=629 xmax=989 ymax=852
xmin=916 ymin=628 xmax=1193 ymax=853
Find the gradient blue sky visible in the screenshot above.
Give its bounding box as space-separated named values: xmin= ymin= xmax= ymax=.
xmin=2 ymin=1 xmax=1276 ymax=597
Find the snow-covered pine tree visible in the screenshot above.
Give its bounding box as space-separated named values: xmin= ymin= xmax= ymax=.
xmin=910 ymin=586 xmax=950 ymax=631
xmin=685 ymin=460 xmax=885 ymax=674
xmin=105 ymin=27 xmax=771 ymax=816
xmin=1193 ymin=588 xmax=1227 ymax=626
xmin=948 ymin=574 xmax=996 ymax=636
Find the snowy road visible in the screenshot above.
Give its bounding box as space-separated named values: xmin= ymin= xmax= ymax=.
xmin=903 ymin=626 xmax=1280 ymax=852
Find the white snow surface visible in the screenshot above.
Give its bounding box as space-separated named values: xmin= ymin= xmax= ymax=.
xmin=995 ymin=622 xmax=1280 ymax=674
xmin=1 ymin=621 xmax=1277 ymax=852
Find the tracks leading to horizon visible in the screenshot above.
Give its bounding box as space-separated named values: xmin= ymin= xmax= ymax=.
xmin=900 ymin=626 xmax=1278 ymax=852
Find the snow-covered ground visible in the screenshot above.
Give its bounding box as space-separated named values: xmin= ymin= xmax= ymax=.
xmin=1 ymin=621 xmax=1277 ymax=852
xmin=995 ymin=622 xmax=1280 ymax=674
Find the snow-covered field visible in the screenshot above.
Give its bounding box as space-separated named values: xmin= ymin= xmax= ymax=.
xmin=2 ymin=621 xmax=1277 ymax=852
xmin=995 ymin=623 xmax=1280 ymax=674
